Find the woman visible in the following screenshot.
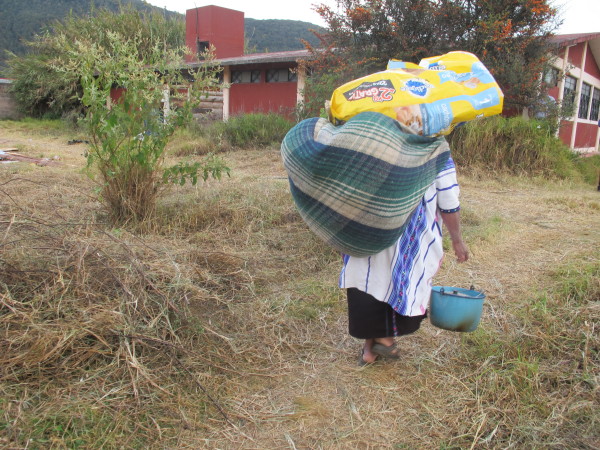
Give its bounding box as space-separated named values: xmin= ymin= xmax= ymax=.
xmin=339 ymin=156 xmax=469 ymax=364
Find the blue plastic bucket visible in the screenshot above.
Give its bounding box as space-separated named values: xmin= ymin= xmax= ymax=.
xmin=430 ymin=286 xmax=485 ymax=332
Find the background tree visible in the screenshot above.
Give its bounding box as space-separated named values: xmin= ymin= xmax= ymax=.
xmin=6 ymin=6 xmax=185 ymax=118
xmin=307 ymin=0 xmax=560 ymax=114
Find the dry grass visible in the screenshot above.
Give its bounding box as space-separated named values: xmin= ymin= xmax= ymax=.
xmin=1 ymin=124 xmax=599 ymax=448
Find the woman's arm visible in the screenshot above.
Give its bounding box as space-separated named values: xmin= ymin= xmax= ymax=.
xmin=440 ymin=210 xmax=469 ymax=263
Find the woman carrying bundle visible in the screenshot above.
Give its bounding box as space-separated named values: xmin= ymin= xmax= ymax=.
xmin=339 ymin=156 xmax=469 ymax=365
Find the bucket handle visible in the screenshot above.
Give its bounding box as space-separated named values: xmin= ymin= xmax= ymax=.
xmin=439 ymin=285 xmax=484 ymax=298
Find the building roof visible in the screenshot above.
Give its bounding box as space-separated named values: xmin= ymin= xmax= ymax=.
xmin=549 ymin=33 xmax=600 ymax=70
xmin=549 ymin=32 xmax=600 ymax=47
xmin=188 ymin=49 xmax=314 ymax=69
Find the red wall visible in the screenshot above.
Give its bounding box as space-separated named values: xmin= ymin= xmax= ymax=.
xmin=558 ymin=121 xmax=574 ymax=144
xmin=228 ymin=63 xmax=298 ymax=116
xmin=584 ymin=47 xmax=600 ymax=79
xmin=110 ymin=87 xmax=126 ymax=103
xmin=574 ymin=122 xmax=598 ymax=148
xmin=230 ymin=82 xmax=297 ymax=116
xmin=186 ymin=6 xmax=244 ymax=61
xmin=568 ymin=42 xmax=585 ymax=68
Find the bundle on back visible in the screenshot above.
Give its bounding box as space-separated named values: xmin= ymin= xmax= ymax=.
xmin=281 ymin=112 xmax=449 ymax=257
xmin=281 ymin=52 xmax=502 ymax=257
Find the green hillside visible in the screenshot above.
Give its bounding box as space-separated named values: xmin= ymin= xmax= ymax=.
xmin=0 ymin=0 xmax=324 ymax=74
xmin=0 ymin=0 xmax=170 ymax=69
xmin=245 ymin=18 xmax=324 ymax=53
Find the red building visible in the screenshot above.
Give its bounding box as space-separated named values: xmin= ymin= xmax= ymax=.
xmin=546 ymin=33 xmax=600 ymax=152
xmin=180 ymin=6 xmax=600 ymax=154
xmin=185 ymin=5 xmax=311 ymax=120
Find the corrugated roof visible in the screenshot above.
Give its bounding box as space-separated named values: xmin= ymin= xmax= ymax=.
xmin=549 ymin=32 xmax=600 ymax=47
xmin=188 ymin=49 xmax=314 ymax=68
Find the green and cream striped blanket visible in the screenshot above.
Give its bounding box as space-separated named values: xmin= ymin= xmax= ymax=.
xmin=281 ymin=111 xmax=450 ymax=257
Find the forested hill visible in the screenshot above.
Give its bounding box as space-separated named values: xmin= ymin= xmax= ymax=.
xmin=0 ymin=0 xmax=171 ymax=64
xmin=245 ymin=18 xmax=324 ymax=53
xmin=0 ymin=0 xmax=324 ymax=74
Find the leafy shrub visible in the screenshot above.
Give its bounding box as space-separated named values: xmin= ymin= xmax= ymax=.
xmin=57 ymin=29 xmax=228 ymax=225
xmin=219 ymin=113 xmax=294 ymax=148
xmin=172 ymin=113 xmax=295 ymax=155
xmin=449 ymin=116 xmax=579 ymax=180
xmin=572 ymin=154 xmax=600 ymax=186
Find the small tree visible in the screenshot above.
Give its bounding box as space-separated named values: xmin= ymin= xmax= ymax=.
xmin=55 ymin=31 xmax=228 ymax=224
xmin=310 ymin=0 xmax=560 ymax=111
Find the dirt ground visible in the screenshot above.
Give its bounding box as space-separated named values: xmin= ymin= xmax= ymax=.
xmin=1 ymin=126 xmax=599 ymax=448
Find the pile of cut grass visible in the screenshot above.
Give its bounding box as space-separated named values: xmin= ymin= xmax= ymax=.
xmin=0 ymin=149 xmax=340 ymax=447
xmin=0 ymin=173 xmax=258 ymax=446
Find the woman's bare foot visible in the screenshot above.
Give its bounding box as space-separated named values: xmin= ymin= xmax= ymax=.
xmin=359 ymin=337 xmax=400 ymax=365
xmin=359 ymin=338 xmax=378 ymax=364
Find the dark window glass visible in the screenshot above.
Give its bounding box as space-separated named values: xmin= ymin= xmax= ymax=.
xmin=578 ymin=82 xmax=591 ymax=119
xmin=231 ymin=70 xmax=260 ymax=84
xmin=590 ymin=88 xmax=600 ymax=122
xmin=197 ymin=40 xmax=210 ymax=59
xmin=563 ymin=75 xmax=577 ymax=114
xmin=266 ymin=68 xmax=295 ymax=83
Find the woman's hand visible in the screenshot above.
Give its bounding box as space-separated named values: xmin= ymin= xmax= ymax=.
xmin=440 ymin=210 xmax=469 ymax=263
xmin=452 ymin=239 xmax=469 ymax=263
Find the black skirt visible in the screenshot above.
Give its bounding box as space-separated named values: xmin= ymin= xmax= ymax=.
xmin=347 ymin=288 xmax=427 ymax=339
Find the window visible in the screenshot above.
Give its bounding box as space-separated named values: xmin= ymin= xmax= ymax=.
xmin=543 ymin=67 xmax=559 ymax=87
xmin=578 ymin=82 xmax=591 ymax=119
xmin=589 ymin=88 xmax=600 ymax=122
xmin=563 ymin=75 xmax=577 ymax=114
xmin=231 ymin=70 xmax=261 ymax=84
xmin=197 ymin=40 xmax=210 ymax=60
xmin=266 ymin=68 xmax=297 ymax=83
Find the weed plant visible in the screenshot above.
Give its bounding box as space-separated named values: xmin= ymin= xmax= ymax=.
xmin=172 ymin=113 xmax=294 ymax=155
xmin=572 ymin=154 xmax=600 ymax=186
xmin=218 ymin=113 xmax=294 ymax=148
xmin=449 ymin=116 xmax=581 ymax=180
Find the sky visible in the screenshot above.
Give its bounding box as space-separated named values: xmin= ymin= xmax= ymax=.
xmin=144 ymin=0 xmax=599 ymax=34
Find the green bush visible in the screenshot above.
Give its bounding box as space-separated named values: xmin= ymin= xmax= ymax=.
xmin=449 ymin=116 xmax=580 ymax=180
xmin=573 ymin=154 xmax=600 ymax=186
xmin=57 ymin=28 xmax=227 ymax=225
xmin=219 ymin=113 xmax=294 ymax=148
xmin=174 ymin=113 xmax=294 ymax=154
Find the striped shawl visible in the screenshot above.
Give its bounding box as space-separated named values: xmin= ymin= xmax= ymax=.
xmin=281 ymin=111 xmax=450 ymax=257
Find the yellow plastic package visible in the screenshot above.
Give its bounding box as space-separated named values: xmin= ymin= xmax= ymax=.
xmin=329 ymin=51 xmax=504 ymax=136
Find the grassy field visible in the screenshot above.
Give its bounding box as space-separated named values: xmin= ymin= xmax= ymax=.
xmin=1 ymin=120 xmax=599 ymax=448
